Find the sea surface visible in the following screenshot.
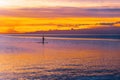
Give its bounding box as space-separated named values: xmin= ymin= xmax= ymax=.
xmin=0 ymin=34 xmax=120 ymax=80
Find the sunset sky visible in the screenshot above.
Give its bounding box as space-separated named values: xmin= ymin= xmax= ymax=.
xmin=0 ymin=0 xmax=120 ymax=33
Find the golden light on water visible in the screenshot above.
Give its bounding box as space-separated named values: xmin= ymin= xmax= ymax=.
xmin=0 ymin=0 xmax=119 ymax=79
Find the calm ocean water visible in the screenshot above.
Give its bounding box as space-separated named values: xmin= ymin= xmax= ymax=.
xmin=0 ymin=34 xmax=120 ymax=80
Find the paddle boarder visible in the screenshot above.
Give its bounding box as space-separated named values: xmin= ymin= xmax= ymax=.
xmin=42 ymin=34 xmax=45 ymax=44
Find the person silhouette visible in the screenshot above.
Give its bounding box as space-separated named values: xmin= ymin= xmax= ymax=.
xmin=42 ymin=34 xmax=45 ymax=44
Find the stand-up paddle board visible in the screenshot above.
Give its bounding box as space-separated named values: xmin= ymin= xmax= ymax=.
xmin=37 ymin=42 xmax=48 ymax=43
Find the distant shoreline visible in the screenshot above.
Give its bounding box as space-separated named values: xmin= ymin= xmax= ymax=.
xmin=1 ymin=27 xmax=120 ymax=34
xmin=3 ymin=34 xmax=120 ymax=40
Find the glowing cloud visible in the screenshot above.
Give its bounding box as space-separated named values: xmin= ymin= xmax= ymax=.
xmin=0 ymin=0 xmax=120 ymax=33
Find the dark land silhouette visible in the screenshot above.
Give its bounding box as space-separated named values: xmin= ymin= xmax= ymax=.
xmin=26 ymin=27 xmax=120 ymax=34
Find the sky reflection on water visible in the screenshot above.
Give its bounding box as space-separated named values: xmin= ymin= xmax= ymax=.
xmin=0 ymin=35 xmax=120 ymax=80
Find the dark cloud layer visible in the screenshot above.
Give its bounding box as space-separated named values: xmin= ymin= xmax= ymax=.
xmin=0 ymin=7 xmax=120 ymax=18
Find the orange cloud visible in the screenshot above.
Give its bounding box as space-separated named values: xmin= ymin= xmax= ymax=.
xmin=0 ymin=17 xmax=120 ymax=33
